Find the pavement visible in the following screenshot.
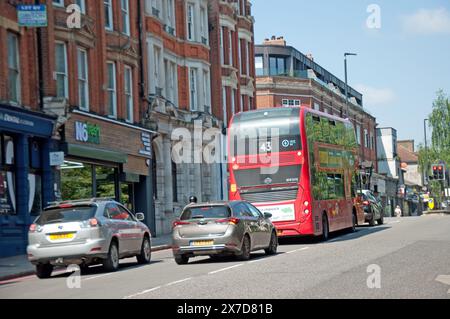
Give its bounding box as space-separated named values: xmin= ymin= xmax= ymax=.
xmin=0 ymin=233 xmax=172 ymax=281
xmin=1 ymin=216 xmax=450 ymax=299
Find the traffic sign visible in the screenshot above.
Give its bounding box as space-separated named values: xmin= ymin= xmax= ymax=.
xmin=17 ymin=5 xmax=48 ymax=27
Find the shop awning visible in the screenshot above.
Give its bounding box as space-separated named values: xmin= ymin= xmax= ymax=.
xmin=65 ymin=143 xmax=128 ymax=164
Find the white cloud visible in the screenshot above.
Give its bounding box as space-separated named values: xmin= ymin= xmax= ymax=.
xmin=355 ymin=84 xmax=396 ymax=107
xmin=402 ymin=7 xmax=450 ymax=34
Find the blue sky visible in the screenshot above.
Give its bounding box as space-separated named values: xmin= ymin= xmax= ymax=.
xmin=252 ymin=0 xmax=450 ymax=147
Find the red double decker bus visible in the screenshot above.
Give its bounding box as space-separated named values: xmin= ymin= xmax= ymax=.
xmin=228 ymin=107 xmax=364 ymax=240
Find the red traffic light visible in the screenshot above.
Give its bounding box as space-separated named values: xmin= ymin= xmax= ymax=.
xmin=433 ymin=166 xmax=438 ymax=171
xmin=438 ymin=166 xmax=443 ymax=171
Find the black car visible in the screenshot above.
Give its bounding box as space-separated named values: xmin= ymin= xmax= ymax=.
xmin=359 ymin=190 xmax=384 ymax=226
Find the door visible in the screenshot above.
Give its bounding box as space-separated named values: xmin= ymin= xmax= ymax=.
xmin=105 ymin=203 xmax=132 ymax=255
xmin=118 ymin=204 xmax=143 ymax=253
xmin=247 ymin=203 xmax=272 ymax=247
xmin=234 ymin=203 xmax=259 ymax=249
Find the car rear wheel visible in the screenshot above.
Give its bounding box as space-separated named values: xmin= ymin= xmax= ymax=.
xmin=350 ymin=213 xmax=357 ymax=233
xmin=137 ymin=236 xmax=151 ymax=264
xmin=237 ymin=235 xmax=251 ymax=261
xmin=369 ymin=210 xmax=376 ymax=226
xmin=103 ymin=242 xmax=119 ymax=272
xmin=265 ymin=232 xmax=278 ymax=255
xmin=174 ymin=254 xmax=189 ymax=265
xmin=377 ymin=214 xmax=384 ymax=225
xmin=36 ymin=264 xmax=53 ymax=279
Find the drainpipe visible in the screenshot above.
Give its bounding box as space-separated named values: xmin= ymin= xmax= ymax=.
xmin=36 ymin=0 xmax=44 ymax=109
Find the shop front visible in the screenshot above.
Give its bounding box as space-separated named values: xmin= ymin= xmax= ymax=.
xmin=59 ymin=110 xmax=155 ymax=233
xmin=0 ymin=104 xmax=56 ymax=258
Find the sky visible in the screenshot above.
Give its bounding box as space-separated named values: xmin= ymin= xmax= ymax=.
xmin=252 ymin=0 xmax=450 ymax=147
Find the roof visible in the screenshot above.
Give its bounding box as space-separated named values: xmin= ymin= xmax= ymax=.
xmin=398 ymin=144 xmax=419 ymax=164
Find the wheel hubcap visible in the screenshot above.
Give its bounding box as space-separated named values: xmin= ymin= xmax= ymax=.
xmin=112 ymin=247 xmax=119 ymax=267
xmin=144 ymin=240 xmax=150 ymax=260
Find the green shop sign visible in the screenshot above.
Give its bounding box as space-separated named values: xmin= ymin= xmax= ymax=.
xmin=75 ymin=121 xmax=101 ymax=144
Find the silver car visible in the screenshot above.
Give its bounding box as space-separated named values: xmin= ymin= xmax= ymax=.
xmin=172 ymin=201 xmax=278 ymax=265
xmin=27 ymin=199 xmax=152 ymax=279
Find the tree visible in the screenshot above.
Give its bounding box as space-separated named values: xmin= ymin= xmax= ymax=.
xmin=418 ymin=90 xmax=450 ymax=204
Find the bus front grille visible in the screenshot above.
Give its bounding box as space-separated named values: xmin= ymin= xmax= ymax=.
xmin=240 ymin=189 xmax=299 ymax=203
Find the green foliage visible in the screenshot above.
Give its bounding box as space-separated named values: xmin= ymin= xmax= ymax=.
xmin=418 ymin=90 xmax=450 ymax=201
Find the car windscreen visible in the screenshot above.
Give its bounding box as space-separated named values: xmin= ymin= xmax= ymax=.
xmin=180 ymin=206 xmax=231 ymax=220
xmin=36 ymin=206 xmax=97 ymax=225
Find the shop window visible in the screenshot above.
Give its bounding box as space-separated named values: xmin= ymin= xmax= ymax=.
xmin=30 ymin=174 xmax=42 ymax=216
xmin=61 ymin=162 xmax=94 ymax=200
xmin=172 ymin=161 xmax=178 ymax=203
xmin=0 ymin=135 xmax=15 ymax=215
xmin=96 ymin=166 xmax=117 ymax=199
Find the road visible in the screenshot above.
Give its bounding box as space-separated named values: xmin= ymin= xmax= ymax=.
xmin=1 ymin=216 xmax=450 ymax=299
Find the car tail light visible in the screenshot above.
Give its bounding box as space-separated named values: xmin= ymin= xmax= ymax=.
xmin=89 ymin=218 xmax=99 ymax=227
xmin=363 ymin=201 xmax=370 ymax=206
xmin=216 ymin=218 xmax=240 ymax=225
xmin=172 ymin=221 xmax=191 ymax=228
xmin=29 ymin=224 xmax=37 ymax=233
xmin=59 ymin=204 xmax=73 ymax=208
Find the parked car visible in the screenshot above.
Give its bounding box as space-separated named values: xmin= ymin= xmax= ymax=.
xmin=27 ymin=199 xmax=152 ymax=279
xmin=172 ymin=201 xmax=278 ymax=265
xmin=359 ymin=190 xmax=384 ymax=226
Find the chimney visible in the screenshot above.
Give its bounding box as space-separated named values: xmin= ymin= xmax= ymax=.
xmin=263 ymin=36 xmax=286 ymax=46
xmin=398 ymin=140 xmax=415 ymax=153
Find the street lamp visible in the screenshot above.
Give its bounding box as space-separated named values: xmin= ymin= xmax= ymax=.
xmin=344 ymin=53 xmax=357 ymax=118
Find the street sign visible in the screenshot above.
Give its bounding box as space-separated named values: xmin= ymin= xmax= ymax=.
xmin=17 ymin=5 xmax=48 ymax=27
xmin=49 ymin=152 xmax=65 ymax=167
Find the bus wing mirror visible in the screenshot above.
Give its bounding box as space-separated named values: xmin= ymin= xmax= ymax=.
xmin=264 ymin=213 xmax=273 ymax=219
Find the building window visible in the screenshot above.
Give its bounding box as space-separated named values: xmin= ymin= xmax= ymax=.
xmin=220 ymin=27 xmax=225 ymax=65
xmin=228 ymin=30 xmax=234 ymax=66
xmin=231 ymin=88 xmax=236 ymax=116
xmin=77 ymin=48 xmax=89 ymax=111
xmin=364 ymin=129 xmax=369 ymax=148
xmin=124 ymin=66 xmax=133 ymax=123
xmin=200 ymin=6 xmax=208 ymax=45
xmin=282 ymin=99 xmax=301 ymax=107
xmin=222 ymin=87 xmax=228 ymax=124
xmin=7 ymin=32 xmax=20 ymax=105
xmin=104 ymin=0 xmax=113 ymax=30
xmin=189 ymin=68 xmax=198 ymax=111
xmin=106 ymin=62 xmax=117 ymax=118
xmin=240 ymin=95 xmax=245 ymax=113
xmin=269 ymin=56 xmax=286 ymax=76
xmin=356 ymin=125 xmax=362 ymax=145
xmin=203 ymin=70 xmax=211 ymax=113
xmin=121 ymin=0 xmax=130 ymax=36
xmin=53 ymin=0 xmax=64 ymax=7
xmin=150 ymin=0 xmax=162 ymax=18
xmin=314 ymin=102 xmax=320 ymax=110
xmin=75 ymin=0 xmax=86 ymax=14
xmin=164 ymin=59 xmax=177 ymax=106
xmin=246 ymin=41 xmax=250 ymax=76
xmin=255 ymin=55 xmax=263 ymax=76
xmin=187 ymin=3 xmax=195 ymax=41
xmin=163 ymin=0 xmax=175 ymax=34
xmin=172 ymin=161 xmax=178 ymax=203
xmin=55 ymin=42 xmax=68 ymax=99
xmin=249 ymin=96 xmax=253 ymax=110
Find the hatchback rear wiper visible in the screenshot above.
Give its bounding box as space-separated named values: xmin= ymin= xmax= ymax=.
xmin=192 ymin=216 xmax=205 ymax=219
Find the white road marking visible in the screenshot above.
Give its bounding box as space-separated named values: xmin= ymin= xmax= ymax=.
xmin=249 ymin=259 xmax=266 ymax=264
xmin=208 ymin=264 xmax=243 ymax=275
xmin=286 ymin=247 xmax=310 ymax=254
xmin=388 ymin=220 xmax=401 ymax=225
xmin=435 ymin=275 xmax=450 ymax=294
xmin=123 ymin=286 xmax=162 ymax=299
xmin=166 ymin=278 xmax=192 ymax=286
xmin=83 ymin=273 xmax=115 ymax=281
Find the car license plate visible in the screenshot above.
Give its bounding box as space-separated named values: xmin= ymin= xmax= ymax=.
xmin=49 ymin=233 xmax=74 ymax=240
xmin=191 ymin=240 xmax=214 ymax=247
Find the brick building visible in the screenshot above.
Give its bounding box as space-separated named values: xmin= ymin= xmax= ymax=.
xmin=255 ymin=37 xmax=378 ymax=184
xmin=141 ymin=0 xmax=256 ymax=234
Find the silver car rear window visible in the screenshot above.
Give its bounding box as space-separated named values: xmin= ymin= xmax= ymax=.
xmin=181 ymin=206 xmax=231 ymax=220
xmin=36 ymin=206 xmax=96 ymax=225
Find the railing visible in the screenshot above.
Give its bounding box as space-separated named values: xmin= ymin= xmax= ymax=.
xmin=152 ymin=7 xmax=160 ymax=18
xmin=164 ymin=24 xmax=175 ymax=36
xmin=201 ymin=37 xmax=208 ymax=45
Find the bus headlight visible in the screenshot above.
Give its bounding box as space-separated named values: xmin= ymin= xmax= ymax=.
xmin=304 ymin=209 xmax=310 ymax=215
xmin=231 ymin=184 xmax=237 ymax=193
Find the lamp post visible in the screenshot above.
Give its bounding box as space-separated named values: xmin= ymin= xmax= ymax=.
xmin=424 ymin=118 xmax=429 ymax=186
xmin=344 ymin=53 xmax=357 ymax=118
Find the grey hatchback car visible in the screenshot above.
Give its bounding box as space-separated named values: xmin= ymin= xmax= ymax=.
xmin=27 ymin=199 xmax=152 ymax=279
xmin=172 ymin=201 xmax=278 ymax=265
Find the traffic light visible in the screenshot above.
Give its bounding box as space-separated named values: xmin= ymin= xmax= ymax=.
xmin=432 ymin=164 xmax=446 ymax=181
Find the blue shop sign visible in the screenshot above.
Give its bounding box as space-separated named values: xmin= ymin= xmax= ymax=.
xmin=0 ymin=106 xmax=54 ymax=137
xmin=17 ymin=5 xmax=48 ymax=27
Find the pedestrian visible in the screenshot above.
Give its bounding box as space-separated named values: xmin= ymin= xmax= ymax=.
xmin=189 ymin=196 xmax=198 ymax=204
xmin=395 ymin=205 xmax=402 ymax=218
